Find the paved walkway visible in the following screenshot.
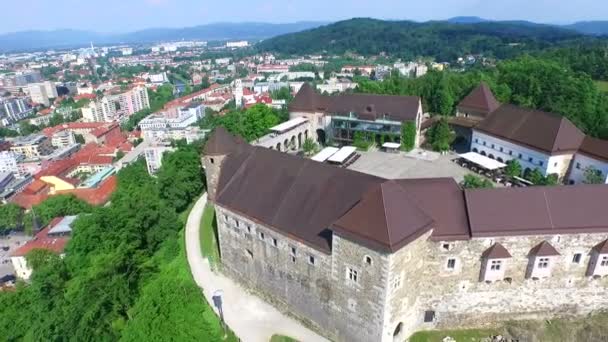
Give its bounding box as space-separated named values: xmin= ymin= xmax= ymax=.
xmin=185 ymin=193 xmax=329 ymax=342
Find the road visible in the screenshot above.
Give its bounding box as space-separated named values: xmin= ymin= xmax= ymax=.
xmin=185 ymin=193 xmax=329 ymax=342
xmin=114 ymin=139 xmax=151 ymax=169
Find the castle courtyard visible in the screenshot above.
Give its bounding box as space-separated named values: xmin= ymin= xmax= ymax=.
xmin=347 ymin=149 xmax=471 ymax=182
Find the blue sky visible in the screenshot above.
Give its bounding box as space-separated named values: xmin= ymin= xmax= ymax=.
xmin=1 ymin=0 xmax=606 ymax=33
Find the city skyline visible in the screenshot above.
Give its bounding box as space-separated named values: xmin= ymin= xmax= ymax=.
xmin=0 ymin=0 xmax=606 ymax=34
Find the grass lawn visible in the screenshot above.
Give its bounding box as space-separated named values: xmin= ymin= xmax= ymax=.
xmin=200 ymin=203 xmax=221 ymax=269
xmin=595 ymin=80 xmax=608 ymax=93
xmin=409 ymin=328 xmax=498 ymax=342
xmin=270 ymin=335 xmax=298 ymax=342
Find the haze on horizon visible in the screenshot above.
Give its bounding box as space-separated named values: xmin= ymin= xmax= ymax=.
xmin=1 ymin=0 xmax=606 ymax=34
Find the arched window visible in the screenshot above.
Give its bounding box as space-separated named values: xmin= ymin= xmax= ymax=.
xmin=364 ymin=255 xmax=372 ymax=266
xmin=472 ymin=148 xmax=479 ymax=153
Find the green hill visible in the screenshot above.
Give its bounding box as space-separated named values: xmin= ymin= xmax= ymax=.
xmin=257 ymin=18 xmax=594 ymax=61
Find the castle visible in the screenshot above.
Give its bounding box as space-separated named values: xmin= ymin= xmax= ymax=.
xmin=202 ymin=126 xmax=608 ymax=342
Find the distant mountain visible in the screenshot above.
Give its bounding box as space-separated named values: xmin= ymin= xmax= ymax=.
xmin=563 ymin=21 xmax=608 ymax=36
xmin=0 ymin=22 xmax=328 ymax=52
xmin=258 ymin=18 xmax=589 ymax=61
xmin=447 ymin=16 xmax=489 ymax=24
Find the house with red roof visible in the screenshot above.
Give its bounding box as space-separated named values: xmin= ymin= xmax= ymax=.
xmin=11 ymin=216 xmax=76 ymax=280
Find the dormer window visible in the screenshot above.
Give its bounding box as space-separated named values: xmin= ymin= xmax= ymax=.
xmin=480 ymin=243 xmax=511 ymax=283
xmin=587 ymin=240 xmax=608 ymax=277
xmin=526 ymin=241 xmax=560 ymax=279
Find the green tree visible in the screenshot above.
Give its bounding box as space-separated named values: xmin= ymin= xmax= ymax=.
xmin=19 ymin=121 xmax=40 ymax=135
xmin=583 ymin=166 xmax=605 ymax=184
xmin=426 ymin=118 xmax=454 ymax=152
xmin=0 ymin=203 xmax=22 ymax=234
xmin=74 ymin=134 xmax=86 ymax=144
xmin=302 ymin=138 xmax=319 ymax=156
xmin=401 ymin=121 xmax=417 ymax=151
xmin=461 ymin=174 xmax=494 ymax=189
xmin=505 ymin=159 xmax=523 ymax=178
xmin=156 ymin=148 xmax=204 ymax=212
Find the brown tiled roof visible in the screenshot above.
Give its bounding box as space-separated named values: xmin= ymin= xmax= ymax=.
xmin=332 ymin=180 xmax=434 ymax=253
xmin=215 ymin=146 xmax=384 ymax=252
xmin=579 ymin=136 xmax=608 ymax=162
xmin=482 ymin=243 xmax=512 ymax=259
xmin=203 ymin=127 xmax=245 ymax=156
xmin=457 ymin=82 xmax=500 ymax=117
xmin=289 ymin=83 xmax=421 ymax=122
xmin=395 ymin=178 xmax=470 ymax=241
xmin=474 ymin=104 xmax=585 ymax=154
xmin=593 ymin=239 xmax=608 ymax=254
xmin=529 ymin=241 xmax=560 ymax=257
xmin=465 ymin=185 xmax=608 ymax=237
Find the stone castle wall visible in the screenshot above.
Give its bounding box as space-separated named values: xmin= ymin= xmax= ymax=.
xmin=399 ymin=233 xmax=608 ymax=336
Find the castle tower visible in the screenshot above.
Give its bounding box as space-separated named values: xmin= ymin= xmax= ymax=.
xmin=202 ymin=127 xmax=244 ymax=201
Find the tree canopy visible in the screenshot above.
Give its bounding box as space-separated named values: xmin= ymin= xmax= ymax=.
xmin=0 ymin=145 xmax=229 ymax=341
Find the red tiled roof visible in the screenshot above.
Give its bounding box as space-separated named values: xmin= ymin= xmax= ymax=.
xmin=58 ymin=175 xmax=117 ymax=205
xmin=74 ymin=93 xmax=96 ymax=101
xmin=12 ymin=220 xmax=69 ymax=257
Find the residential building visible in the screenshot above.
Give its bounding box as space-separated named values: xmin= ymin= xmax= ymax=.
xmin=226 ymin=41 xmax=249 ymax=48
xmin=0 ymin=97 xmax=32 ymax=125
xmin=11 ymin=216 xmax=75 ymax=280
xmin=0 ymin=151 xmax=21 ymax=175
xmin=316 ymin=78 xmax=358 ymax=94
xmin=51 ymin=130 xmax=77 ymax=148
xmin=82 ymin=86 xmax=150 ymax=122
xmin=27 ymin=81 xmax=58 ymax=106
xmin=257 ymin=64 xmax=290 ymax=73
xmin=203 ymin=127 xmax=608 ymax=342
xmin=10 ymin=134 xmax=52 ymax=159
xmin=289 ymin=83 xmax=423 ymax=146
xmin=144 ymin=144 xmax=175 ymax=175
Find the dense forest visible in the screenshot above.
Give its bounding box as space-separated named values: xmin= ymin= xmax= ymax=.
xmin=0 ymin=144 xmax=228 ymax=341
xmin=257 ymin=18 xmax=603 ymax=61
xmin=355 ymin=54 xmax=608 ymax=139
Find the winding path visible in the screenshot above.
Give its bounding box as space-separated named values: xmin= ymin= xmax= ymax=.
xmin=185 ymin=193 xmax=329 ymax=342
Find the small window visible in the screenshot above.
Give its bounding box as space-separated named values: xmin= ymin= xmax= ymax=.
xmin=447 ymin=258 xmax=456 ymax=269
xmin=424 ymin=310 xmax=435 ymax=323
xmin=554 ymin=162 xmax=558 ymax=167
xmin=509 ymin=150 xmax=513 ymax=156
xmin=210 ymin=158 xmax=215 ymax=164
xmin=308 ymin=255 xmax=316 ymax=265
xmin=601 ymin=256 xmax=608 ymax=267
xmin=499 ymin=147 xmax=503 ymax=152
xmin=258 ymin=231 xmax=265 ymax=240
xmin=576 ymin=162 xmax=581 ymax=169
xmin=246 ymin=249 xmax=253 ymax=258
xmin=491 ymin=144 xmax=495 ymax=149
xmin=391 ymin=275 xmax=402 ymax=290
xmin=364 ymin=255 xmax=372 ymax=265
xmin=235 ymin=220 xmax=240 ymax=228
xmin=224 ymin=214 xmax=228 ymax=222
xmin=246 ymin=225 xmax=251 ymax=233
xmin=490 ymin=260 xmax=502 ymax=271
xmin=518 ymin=153 xmax=523 ymax=159
xmin=572 ymin=253 xmax=582 ymax=264
xmin=290 ymin=247 xmax=297 ymax=256
xmin=272 ymin=238 xmax=278 ymax=247
xmin=482 ymin=141 xmax=486 ymax=146
xmin=442 ymin=243 xmax=451 ymax=251
xmin=475 ymin=138 xmax=479 ymax=143
xmin=291 ymin=256 xmax=296 ymax=263
xmin=539 ymin=161 xmax=544 ymax=167
xmin=537 ymin=257 xmax=550 ymax=269
xmin=347 ymin=267 xmax=358 ymax=282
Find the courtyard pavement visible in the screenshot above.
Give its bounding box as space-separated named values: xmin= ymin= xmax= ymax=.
xmin=185 ymin=193 xmax=329 ymax=342
xmin=348 ymin=149 xmax=471 ymax=182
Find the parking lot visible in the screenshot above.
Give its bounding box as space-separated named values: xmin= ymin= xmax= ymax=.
xmin=0 ymin=233 xmax=31 ymax=278
xmin=348 ymin=149 xmax=471 ymax=182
